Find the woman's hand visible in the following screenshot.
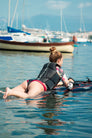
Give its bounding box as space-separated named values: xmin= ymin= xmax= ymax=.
xmin=57 ymin=81 xmax=63 ymax=86
xmin=68 ymin=78 xmax=74 ymax=83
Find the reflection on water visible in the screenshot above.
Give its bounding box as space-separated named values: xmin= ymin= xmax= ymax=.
xmin=1 ymin=89 xmax=91 ymax=137
xmin=0 ymin=43 xmax=92 ymax=137
xmin=0 ymin=50 xmax=73 ymax=59
xmin=24 ymin=92 xmax=73 ymax=135
xmin=0 ymin=92 xmax=71 ymax=136
xmin=0 ymin=50 xmax=49 ymax=57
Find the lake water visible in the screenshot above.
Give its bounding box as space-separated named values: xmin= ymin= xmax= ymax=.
xmin=0 ymin=43 xmax=92 ymax=138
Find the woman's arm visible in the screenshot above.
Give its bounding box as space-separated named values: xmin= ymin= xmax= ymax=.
xmin=56 ymin=67 xmax=74 ymax=89
xmin=62 ymin=74 xmax=74 ymax=89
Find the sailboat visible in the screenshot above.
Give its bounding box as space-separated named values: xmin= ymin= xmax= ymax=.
xmin=0 ymin=0 xmax=75 ymax=53
xmin=75 ymin=6 xmax=88 ymax=43
xmin=0 ymin=0 xmax=30 ymax=42
xmin=6 ymin=0 xmax=44 ymax=43
xmin=60 ymin=9 xmax=72 ymax=42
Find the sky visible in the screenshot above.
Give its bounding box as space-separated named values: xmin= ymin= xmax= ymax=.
xmin=0 ymin=0 xmax=92 ymax=32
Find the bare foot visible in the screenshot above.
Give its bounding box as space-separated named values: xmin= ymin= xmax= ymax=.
xmin=3 ymin=87 xmax=11 ymax=99
xmin=0 ymin=90 xmax=5 ymax=94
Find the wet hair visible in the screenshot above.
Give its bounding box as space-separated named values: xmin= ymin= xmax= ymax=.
xmin=49 ymin=47 xmax=62 ymax=62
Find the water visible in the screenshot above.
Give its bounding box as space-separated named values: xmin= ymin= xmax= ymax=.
xmin=0 ymin=43 xmax=92 ymax=138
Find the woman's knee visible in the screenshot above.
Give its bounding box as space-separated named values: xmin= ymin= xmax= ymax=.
xmin=28 ymin=93 xmax=36 ymax=99
xmin=21 ymin=81 xmax=27 ymax=89
xmin=28 ymin=89 xmax=41 ymax=99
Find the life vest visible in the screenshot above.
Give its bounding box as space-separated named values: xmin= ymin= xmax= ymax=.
xmin=36 ymin=62 xmax=64 ymax=90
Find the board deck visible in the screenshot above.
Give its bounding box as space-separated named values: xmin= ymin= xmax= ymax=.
xmin=54 ymin=80 xmax=92 ymax=92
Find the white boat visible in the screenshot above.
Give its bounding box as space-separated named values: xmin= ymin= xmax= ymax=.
xmin=75 ymin=6 xmax=88 ymax=43
xmin=77 ymin=37 xmax=88 ymax=43
xmin=2 ymin=0 xmax=44 ymax=43
xmin=0 ymin=39 xmax=74 ymax=53
xmin=7 ymin=25 xmax=44 ymax=42
xmin=72 ymin=32 xmax=88 ymax=43
xmin=0 ymin=33 xmax=13 ymax=41
xmin=61 ymin=37 xmax=71 ymax=42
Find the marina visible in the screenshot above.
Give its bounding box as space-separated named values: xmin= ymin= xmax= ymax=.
xmin=0 ymin=0 xmax=92 ymax=137
xmin=0 ymin=43 xmax=92 ymax=137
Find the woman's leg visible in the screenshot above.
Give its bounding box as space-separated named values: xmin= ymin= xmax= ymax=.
xmin=11 ymin=80 xmax=28 ymax=92
xmin=3 ymin=81 xmax=45 ymax=99
xmin=27 ymin=81 xmax=45 ymax=99
xmin=3 ymin=81 xmax=29 ymax=99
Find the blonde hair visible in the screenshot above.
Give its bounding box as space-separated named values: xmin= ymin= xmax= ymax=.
xmin=49 ymin=47 xmax=62 ymax=62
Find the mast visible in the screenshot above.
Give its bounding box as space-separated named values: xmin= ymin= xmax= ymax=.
xmin=60 ymin=9 xmax=62 ymax=34
xmin=11 ymin=0 xmax=19 ymax=27
xmin=80 ymin=7 xmax=86 ymax=32
xmin=80 ymin=7 xmax=82 ymax=32
xmin=8 ymin=0 xmax=10 ymax=26
xmin=16 ymin=14 xmax=18 ymax=28
xmin=22 ymin=0 xmax=25 ymax=25
xmin=63 ymin=16 xmax=68 ymax=33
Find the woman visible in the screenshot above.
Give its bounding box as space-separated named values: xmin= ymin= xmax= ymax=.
xmin=1 ymin=47 xmax=74 ymax=99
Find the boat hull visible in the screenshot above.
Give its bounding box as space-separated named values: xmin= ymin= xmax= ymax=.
xmin=0 ymin=39 xmax=74 ymax=53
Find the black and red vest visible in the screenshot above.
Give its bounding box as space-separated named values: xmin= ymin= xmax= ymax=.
xmin=36 ymin=62 xmax=64 ymax=90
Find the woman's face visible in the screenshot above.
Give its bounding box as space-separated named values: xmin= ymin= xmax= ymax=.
xmin=56 ymin=57 xmax=63 ymax=67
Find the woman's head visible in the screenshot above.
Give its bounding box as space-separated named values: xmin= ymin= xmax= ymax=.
xmin=49 ymin=47 xmax=63 ymax=66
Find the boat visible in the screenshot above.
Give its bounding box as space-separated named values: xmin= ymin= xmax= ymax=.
xmin=73 ymin=6 xmax=88 ymax=43
xmin=0 ymin=39 xmax=74 ymax=53
xmin=77 ymin=37 xmax=88 ymax=43
xmin=0 ymin=34 xmax=13 ymax=41
xmin=1 ymin=0 xmax=44 ymax=43
xmin=0 ymin=30 xmax=13 ymax=41
xmin=0 ymin=26 xmax=44 ymax=43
